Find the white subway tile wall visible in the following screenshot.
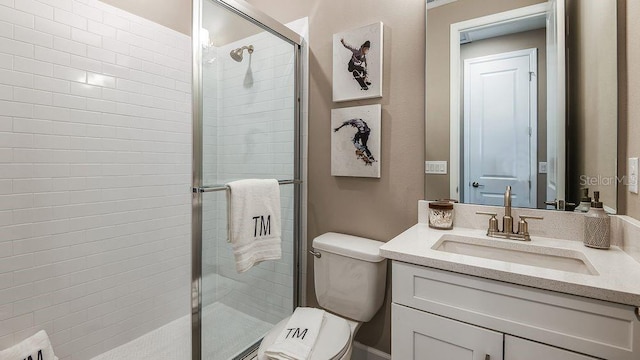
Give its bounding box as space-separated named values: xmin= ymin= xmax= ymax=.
xmin=201 ymin=30 xmax=296 ymax=325
xmin=0 ymin=0 xmax=192 ymax=359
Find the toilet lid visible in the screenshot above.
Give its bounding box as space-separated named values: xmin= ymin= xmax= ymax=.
xmin=258 ymin=312 xmax=351 ymax=360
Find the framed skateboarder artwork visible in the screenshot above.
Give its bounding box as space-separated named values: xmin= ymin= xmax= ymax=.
xmin=331 ymin=104 xmax=381 ymax=178
xmin=332 ymin=22 xmax=383 ymax=102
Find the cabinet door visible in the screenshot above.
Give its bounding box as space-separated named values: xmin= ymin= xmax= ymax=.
xmin=505 ymin=335 xmax=598 ymax=360
xmin=392 ymin=303 xmax=503 ymax=360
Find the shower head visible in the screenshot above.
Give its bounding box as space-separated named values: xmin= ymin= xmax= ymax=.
xmin=230 ymin=45 xmax=254 ymax=62
xmin=230 ymin=49 xmax=242 ymax=62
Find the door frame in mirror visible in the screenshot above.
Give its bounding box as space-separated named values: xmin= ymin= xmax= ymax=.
xmin=448 ymin=2 xmax=552 ymax=200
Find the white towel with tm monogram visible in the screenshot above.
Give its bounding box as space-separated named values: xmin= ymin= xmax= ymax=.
xmin=265 ymin=307 xmax=326 ymax=360
xmin=227 ymin=179 xmax=282 ymax=273
xmin=0 ymin=330 xmax=58 ymax=360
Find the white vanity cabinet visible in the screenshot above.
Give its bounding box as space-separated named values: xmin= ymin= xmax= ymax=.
xmin=391 ymin=261 xmax=640 ymax=360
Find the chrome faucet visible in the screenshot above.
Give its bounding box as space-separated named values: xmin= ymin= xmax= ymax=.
xmin=477 ymin=186 xmax=543 ymax=241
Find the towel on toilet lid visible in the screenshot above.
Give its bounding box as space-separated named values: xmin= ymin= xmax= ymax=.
xmin=264 ymin=307 xmax=326 ymax=360
xmin=227 ymin=179 xmax=282 ymax=273
xmin=0 ymin=330 xmax=58 ymax=360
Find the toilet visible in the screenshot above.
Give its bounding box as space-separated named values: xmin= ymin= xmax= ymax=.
xmin=258 ymin=232 xmax=388 ymax=360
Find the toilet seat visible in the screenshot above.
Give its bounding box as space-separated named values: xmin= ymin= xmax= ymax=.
xmin=258 ymin=312 xmax=352 ymax=360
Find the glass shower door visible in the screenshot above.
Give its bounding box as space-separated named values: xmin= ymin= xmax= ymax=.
xmin=192 ymin=0 xmax=300 ymax=359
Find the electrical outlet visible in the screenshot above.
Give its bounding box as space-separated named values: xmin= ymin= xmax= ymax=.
xmin=629 ymin=157 xmax=639 ymax=194
xmin=538 ymin=162 xmax=548 ymax=174
xmin=425 ymin=161 xmax=447 ymax=174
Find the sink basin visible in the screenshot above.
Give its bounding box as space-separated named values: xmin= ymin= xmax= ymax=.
xmin=432 ymin=235 xmax=598 ymax=275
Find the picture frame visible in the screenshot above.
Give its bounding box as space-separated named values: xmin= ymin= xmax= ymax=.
xmin=331 ymin=104 xmax=382 ymax=178
xmin=332 ymin=22 xmax=384 ymax=102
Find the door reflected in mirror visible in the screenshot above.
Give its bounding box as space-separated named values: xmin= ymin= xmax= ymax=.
xmin=462 ymin=35 xmax=542 ymax=209
xmin=425 ymin=0 xmax=618 ymax=212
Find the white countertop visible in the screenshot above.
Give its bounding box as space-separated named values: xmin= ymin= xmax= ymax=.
xmin=380 ymin=223 xmax=640 ymax=307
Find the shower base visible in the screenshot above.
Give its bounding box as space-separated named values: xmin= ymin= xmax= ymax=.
xmin=91 ymin=302 xmax=272 ymax=360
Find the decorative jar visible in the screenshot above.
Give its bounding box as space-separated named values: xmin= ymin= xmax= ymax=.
xmin=428 ymin=201 xmax=454 ymax=230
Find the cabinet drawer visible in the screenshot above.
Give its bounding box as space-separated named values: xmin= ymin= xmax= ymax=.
xmin=392 ymin=261 xmax=640 ymax=360
xmin=505 ymin=335 xmax=598 ymax=360
xmin=392 ymin=303 xmax=503 ymax=360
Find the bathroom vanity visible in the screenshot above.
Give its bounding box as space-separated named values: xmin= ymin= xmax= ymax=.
xmin=381 ymin=203 xmax=640 ymax=360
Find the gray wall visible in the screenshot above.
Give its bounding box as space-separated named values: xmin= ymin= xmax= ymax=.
xmin=566 ymin=0 xmax=618 ymax=209
xmin=621 ymin=0 xmax=640 ymax=218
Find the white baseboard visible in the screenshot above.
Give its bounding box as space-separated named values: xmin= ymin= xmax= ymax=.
xmin=352 ymin=342 xmax=391 ymax=360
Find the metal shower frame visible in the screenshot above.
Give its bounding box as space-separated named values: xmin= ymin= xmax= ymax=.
xmin=191 ymin=0 xmax=303 ymax=359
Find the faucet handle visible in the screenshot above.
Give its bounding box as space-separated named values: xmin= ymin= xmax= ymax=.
xmin=519 ymin=215 xmax=544 ymax=221
xmin=476 ymin=211 xmax=499 ymax=235
xmin=517 ymin=215 xmax=544 ymax=240
xmin=476 ymin=211 xmax=497 ymax=216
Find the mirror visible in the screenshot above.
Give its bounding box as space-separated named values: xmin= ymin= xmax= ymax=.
xmin=425 ymin=0 xmax=618 ymax=212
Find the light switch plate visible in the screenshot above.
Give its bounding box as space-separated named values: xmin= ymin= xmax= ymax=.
xmin=425 ymin=161 xmax=447 ymax=174
xmin=629 ymin=157 xmax=639 ymax=194
xmin=538 ymin=162 xmax=548 ymax=174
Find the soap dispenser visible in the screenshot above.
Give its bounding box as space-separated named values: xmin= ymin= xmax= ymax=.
xmin=583 ymin=191 xmax=610 ymax=249
xmin=574 ymin=188 xmax=592 ymax=213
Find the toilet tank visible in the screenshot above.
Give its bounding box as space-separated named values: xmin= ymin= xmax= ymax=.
xmin=313 ymin=232 xmax=387 ymax=322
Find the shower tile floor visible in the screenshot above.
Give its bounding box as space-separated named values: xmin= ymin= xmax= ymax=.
xmin=91 ymin=302 xmax=272 ymax=360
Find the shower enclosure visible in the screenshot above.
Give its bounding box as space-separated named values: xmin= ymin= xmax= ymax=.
xmin=191 ymin=0 xmax=303 ymax=359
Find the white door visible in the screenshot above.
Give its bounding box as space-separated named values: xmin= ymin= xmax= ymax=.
xmin=463 ymin=49 xmax=537 ymax=208
xmin=505 ymin=335 xmax=598 ymax=360
xmin=392 ymin=303 xmax=503 ymax=360
xmin=545 ymin=0 xmax=566 ymax=209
